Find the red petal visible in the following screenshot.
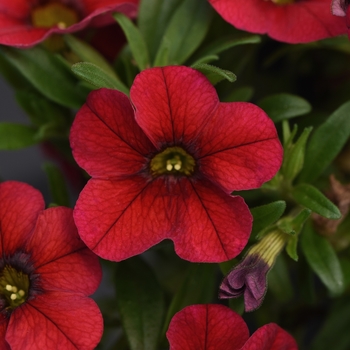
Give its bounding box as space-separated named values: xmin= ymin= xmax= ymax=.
xmin=0 ymin=181 xmax=44 ymax=256
xmin=0 ymin=0 xmax=30 ymax=18
xmin=198 ymin=102 xmax=283 ymax=192
xmin=70 ymin=89 xmax=155 ymax=179
xmin=130 ymin=66 xmax=219 ymax=149
xmin=241 ymin=323 xmax=298 ymax=350
xmin=82 ymin=0 xmax=139 ymax=16
xmin=27 ymin=207 xmax=101 ymax=295
xmin=173 ymin=178 xmax=252 ymax=262
xmin=75 ymin=176 xmax=251 ymax=262
xmin=74 ymin=177 xmax=172 ymax=261
xmin=0 ymin=317 xmax=10 ymax=350
xmin=167 ymin=304 xmax=249 ymax=350
xmin=209 ymin=0 xmax=347 ymax=43
xmin=7 ymin=292 xmax=103 ymax=350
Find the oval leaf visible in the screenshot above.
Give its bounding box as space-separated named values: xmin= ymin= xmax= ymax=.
xmin=292 ymin=183 xmax=341 ymax=219
xmin=114 ymin=12 xmax=150 ymax=71
xmin=301 ymin=221 xmax=344 ymax=295
xmin=0 ymin=123 xmax=37 ymax=150
xmin=71 ymin=62 xmax=129 ymax=94
xmin=155 ymin=0 xmax=212 ymax=65
xmin=2 ymin=46 xmax=85 ymax=108
xmin=258 ymin=93 xmax=311 ymax=123
xmin=299 ymin=100 xmax=350 ymax=183
xmin=251 ymin=200 xmax=286 ymax=237
xmin=115 ymin=257 xmax=164 ymax=350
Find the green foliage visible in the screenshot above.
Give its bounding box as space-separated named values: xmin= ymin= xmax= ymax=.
xmin=114 ymin=12 xmax=150 ymax=71
xmin=258 ymin=93 xmax=312 ymax=123
xmin=0 ymin=123 xmax=38 ymax=150
xmin=292 ymin=183 xmax=341 ymax=219
xmin=299 ymin=100 xmax=350 ymax=183
xmin=281 ymin=126 xmax=313 ymax=183
xmin=115 ymin=257 xmax=165 ymax=350
xmin=192 ymin=63 xmax=236 ymax=85
xmin=301 ymin=221 xmax=344 ymax=295
xmin=154 ymin=0 xmax=212 ymax=65
xmin=251 ymin=201 xmax=286 ymax=237
xmin=138 ymin=0 xmax=181 ymax=62
xmin=1 ymin=46 xmax=85 ymax=108
xmin=71 ymin=62 xmax=129 ymax=94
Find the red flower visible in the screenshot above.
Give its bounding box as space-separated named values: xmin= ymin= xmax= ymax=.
xmin=0 ymin=181 xmax=103 ymax=349
xmin=166 ymin=304 xmax=298 ymax=350
xmin=332 ymin=0 xmax=350 ymax=38
xmin=0 ymin=0 xmax=138 ymax=48
xmin=209 ymin=0 xmax=347 ymax=43
xmin=70 ymin=66 xmax=282 ymax=263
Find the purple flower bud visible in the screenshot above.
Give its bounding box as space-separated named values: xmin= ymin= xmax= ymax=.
xmin=219 ymin=232 xmax=286 ymax=312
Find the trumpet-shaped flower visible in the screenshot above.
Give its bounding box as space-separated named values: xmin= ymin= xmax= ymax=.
xmin=209 ymin=0 xmax=347 ymax=43
xmin=166 ymin=304 xmax=298 ymax=350
xmin=0 ymin=181 xmax=103 ymax=349
xmin=70 ymin=65 xmax=283 ymax=263
xmin=0 ymin=0 xmax=138 ymax=47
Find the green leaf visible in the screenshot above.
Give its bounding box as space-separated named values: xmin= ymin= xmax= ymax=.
xmin=71 ymin=62 xmax=129 ymax=95
xmin=15 ymin=90 xmax=70 ymax=127
xmin=258 ymin=93 xmax=311 ymax=123
xmin=192 ymin=63 xmax=236 ymax=85
xmin=301 ymin=221 xmax=344 ymax=295
xmin=286 ymin=235 xmax=299 ymax=261
xmin=42 ymin=163 xmax=70 ymax=207
xmin=64 ymin=35 xmax=117 ymax=77
xmin=282 ymin=126 xmax=313 ymax=183
xmin=138 ymin=0 xmax=182 ymax=62
xmin=191 ymin=54 xmax=219 ymax=66
xmin=155 ymin=0 xmax=212 ymax=65
xmin=2 ymin=46 xmax=85 ymax=108
xmin=198 ymin=35 xmax=261 ymax=58
xmin=299 ymin=100 xmax=350 ymax=183
xmin=251 ymin=201 xmax=286 ymax=237
xmin=0 ymin=123 xmax=38 ymax=150
xmin=114 ymin=12 xmax=150 ymax=71
xmin=292 ymin=183 xmax=341 ymax=219
xmin=115 ymin=257 xmax=164 ymax=350
xmin=161 ymin=263 xmax=217 ymax=337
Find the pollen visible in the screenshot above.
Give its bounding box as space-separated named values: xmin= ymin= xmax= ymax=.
xmin=151 ymin=147 xmax=195 ymax=177
xmin=57 ymin=22 xmax=67 ymax=29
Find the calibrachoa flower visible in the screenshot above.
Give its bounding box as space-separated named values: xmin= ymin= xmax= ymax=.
xmin=166 ymin=304 xmax=298 ymax=349
xmin=0 ymin=0 xmax=138 ymax=47
xmin=70 ymin=65 xmax=283 ymax=263
xmin=332 ymin=0 xmax=350 ymax=38
xmin=209 ymin=0 xmax=347 ymax=43
xmin=219 ymin=230 xmax=287 ymax=311
xmin=0 ymin=181 xmax=103 ymax=349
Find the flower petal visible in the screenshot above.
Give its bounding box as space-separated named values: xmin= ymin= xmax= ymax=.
xmin=167 ymin=304 xmax=249 ymax=350
xmin=6 ymin=291 xmax=103 ymax=350
xmin=209 ymin=0 xmax=347 ymax=43
xmin=198 ymin=102 xmax=283 ymax=192
xmin=0 ymin=181 xmax=44 ymax=256
xmin=241 ymin=323 xmax=298 ymax=350
xmin=130 ymin=66 xmax=219 ymax=149
xmin=0 ymin=317 xmax=10 ymax=350
xmin=74 ymin=177 xmax=173 ymax=261
xmin=0 ymin=0 xmax=30 ymax=18
xmin=83 ymin=0 xmax=139 ymax=16
xmin=26 ymin=207 xmax=101 ymax=295
xmin=74 ymin=176 xmax=251 ymax=262
xmin=70 ymin=88 xmax=155 ymax=179
xmin=174 ymin=178 xmax=252 ymax=262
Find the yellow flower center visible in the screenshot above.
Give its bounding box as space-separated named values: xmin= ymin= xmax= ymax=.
xmin=150 ymin=147 xmax=196 ymax=177
xmin=0 ymin=266 xmax=29 ymax=310
xmin=31 ymin=2 xmax=79 ymax=29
